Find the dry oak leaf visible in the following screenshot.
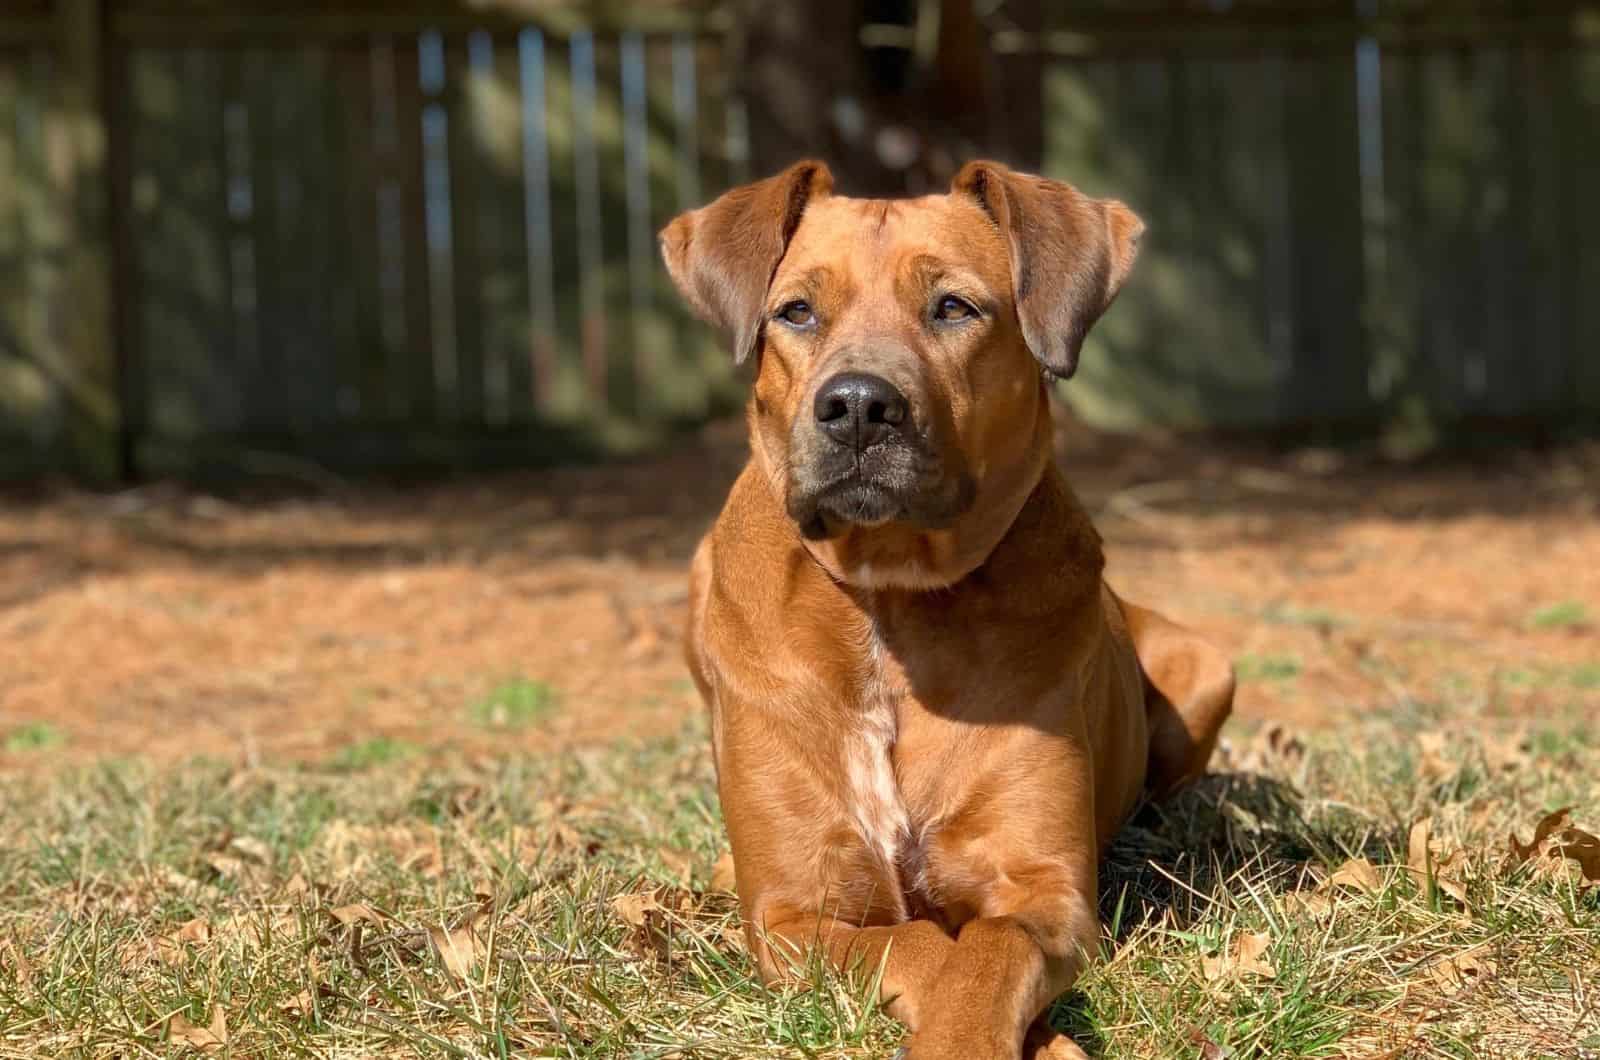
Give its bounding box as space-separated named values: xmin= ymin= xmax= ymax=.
xmin=1 ymin=937 xmax=35 ymax=989
xmin=1423 ymin=946 xmax=1497 ymax=993
xmin=430 ymin=922 xmax=482 ymax=980
xmin=329 ymin=903 xmax=387 ymax=927
xmin=1415 ymin=732 xmax=1455 ymax=783
xmin=429 ymin=900 xmax=492 ymax=981
xmin=1509 ymin=807 xmax=1600 ymax=884
xmin=1325 ymin=857 xmax=1383 ymax=895
xmin=658 ymin=846 xmax=694 ymax=888
xmin=1201 ymin=931 xmax=1276 ymax=983
xmin=121 ymin=919 xmax=211 ymax=970
xmin=610 ymin=891 xmax=672 ymax=961
xmin=1283 ymin=891 xmax=1336 ymax=920
xmin=167 ymin=1004 xmax=228 ymax=1052
xmin=1509 ymin=807 xmax=1574 ymax=862
xmin=1406 ymin=818 xmax=1469 ymax=904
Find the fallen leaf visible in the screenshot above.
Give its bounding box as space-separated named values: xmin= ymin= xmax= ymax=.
xmin=1424 ymin=947 xmax=1497 ymax=993
xmin=1481 ymin=731 xmax=1531 ymax=773
xmin=229 ymin=836 xmax=273 ymax=864
xmin=119 ymin=918 xmax=211 ymax=970
xmin=279 ymin=989 xmax=316 ymax=1019
xmin=174 ymin=918 xmax=211 ymax=945
xmin=430 ymin=923 xmax=482 ymax=980
xmin=329 ymin=903 xmax=385 ymax=927
xmin=710 ymin=851 xmax=737 ymax=893
xmin=1326 ymin=857 xmax=1382 ymax=895
xmin=610 ymin=891 xmax=671 ymax=962
xmin=1283 ymin=891 xmax=1335 ymax=919
xmin=658 ymin=846 xmax=693 ymax=887
xmin=1201 ymin=931 xmax=1276 ymax=983
xmin=1552 ymin=827 xmax=1600 ymax=884
xmin=1232 ymin=932 xmax=1276 ymax=978
xmin=610 ymin=892 xmax=662 ymax=929
xmin=1 ymin=937 xmax=35 ymax=989
xmin=1405 ymin=818 xmax=1467 ymax=903
xmin=1510 ymin=807 xmax=1573 ymax=861
xmin=1187 ymin=1026 xmax=1232 ymax=1060
xmin=168 ymin=1004 xmax=228 ymax=1052
xmin=1416 ymin=732 xmax=1454 ymax=783
xmin=427 ymin=896 xmax=494 ymax=980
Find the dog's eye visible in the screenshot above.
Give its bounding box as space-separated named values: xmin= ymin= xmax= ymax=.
xmin=934 ymin=295 xmax=976 ymax=322
xmin=777 ymin=300 xmax=815 ymax=327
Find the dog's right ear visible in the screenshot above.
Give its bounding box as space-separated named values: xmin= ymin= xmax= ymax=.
xmin=659 ymin=160 xmax=833 ymax=364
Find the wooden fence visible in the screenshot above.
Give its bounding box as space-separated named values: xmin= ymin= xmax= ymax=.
xmin=1041 ymin=3 xmax=1600 ymax=435
xmin=2 ymin=1 xmax=745 ymax=480
xmin=2 ymin=2 xmax=1598 ymax=482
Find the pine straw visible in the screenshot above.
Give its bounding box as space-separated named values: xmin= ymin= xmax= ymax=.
xmin=0 ymin=703 xmax=1596 ymax=1058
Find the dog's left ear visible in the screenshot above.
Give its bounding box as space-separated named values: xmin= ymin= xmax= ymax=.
xmin=659 ymin=160 xmax=834 ymax=365
xmin=952 ymin=160 xmax=1143 ymax=379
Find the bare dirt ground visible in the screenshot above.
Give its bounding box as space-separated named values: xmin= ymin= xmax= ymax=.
xmin=3 ymin=418 xmax=1597 ymax=767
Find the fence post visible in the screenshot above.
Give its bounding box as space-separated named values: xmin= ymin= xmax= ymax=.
xmin=47 ymin=0 xmax=120 ymax=482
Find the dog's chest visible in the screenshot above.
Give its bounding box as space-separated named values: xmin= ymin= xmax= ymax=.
xmin=841 ymin=627 xmax=913 ymax=876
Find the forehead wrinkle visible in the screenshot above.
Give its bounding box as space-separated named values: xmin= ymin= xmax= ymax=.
xmin=901 ymin=253 xmax=996 ymax=301
xmin=773 ymin=264 xmax=838 ymax=303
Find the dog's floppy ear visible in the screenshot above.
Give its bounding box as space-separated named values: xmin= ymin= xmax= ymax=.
xmin=952 ymin=160 xmax=1143 ymax=379
xmin=659 ymin=160 xmax=834 ymax=364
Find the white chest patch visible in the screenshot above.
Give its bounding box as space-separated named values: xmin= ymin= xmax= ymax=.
xmin=843 ymin=631 xmax=910 ymax=870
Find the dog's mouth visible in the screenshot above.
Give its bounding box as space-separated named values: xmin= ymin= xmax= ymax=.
xmin=786 ymin=444 xmax=975 ymax=541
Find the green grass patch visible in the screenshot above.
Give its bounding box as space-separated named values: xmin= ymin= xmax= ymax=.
xmin=1235 ymin=653 xmax=1303 ymax=683
xmin=0 ymin=710 xmax=1595 ymax=1057
xmin=466 ymin=677 xmax=559 ymax=729
xmin=1570 ymin=663 xmax=1600 ymax=690
xmin=3 ymin=721 xmax=66 ymax=753
xmin=1526 ymin=599 xmax=1591 ymax=630
xmin=330 ymin=735 xmax=419 ymax=770
xmin=1261 ymin=603 xmax=1349 ymax=630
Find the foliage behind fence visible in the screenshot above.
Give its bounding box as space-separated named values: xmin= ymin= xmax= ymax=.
xmin=2 ymin=2 xmax=1598 ymax=481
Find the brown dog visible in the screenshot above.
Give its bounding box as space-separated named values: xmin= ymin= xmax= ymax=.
xmin=659 ymin=160 xmax=1235 ymax=1059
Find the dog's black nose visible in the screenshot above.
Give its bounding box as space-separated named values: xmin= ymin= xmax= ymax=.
xmin=813 ymin=372 xmax=910 ymax=450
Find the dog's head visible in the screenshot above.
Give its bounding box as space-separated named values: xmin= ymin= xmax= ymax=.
xmin=661 ymin=160 xmax=1142 ymax=589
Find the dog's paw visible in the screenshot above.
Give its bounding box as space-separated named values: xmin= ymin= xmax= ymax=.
xmin=1023 ymin=1025 xmax=1090 ymax=1060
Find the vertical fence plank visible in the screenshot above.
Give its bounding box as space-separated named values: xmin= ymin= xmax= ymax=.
xmin=570 ymin=31 xmax=606 ymax=415
xmin=471 ymin=31 xmax=531 ymax=429
xmin=542 ymin=33 xmax=585 ymax=420
xmin=0 ymin=48 xmax=58 ymax=470
xmin=418 ymin=30 xmax=457 ymax=424
xmin=519 ymin=27 xmax=558 ymax=418
xmin=621 ymin=31 xmax=653 ymax=419
xmin=1573 ymin=44 xmax=1600 ymax=411
xmin=132 ymin=47 xmax=236 ymax=452
xmin=239 ymin=48 xmax=279 ymax=432
xmin=1514 ymin=40 xmax=1565 ymax=415
xmin=1282 ymin=43 xmax=1368 ymax=423
xmin=445 ymin=31 xmax=484 ymax=429
xmin=47 ymin=0 xmax=118 ymax=479
xmin=388 ymin=34 xmax=436 ymax=425
xmin=288 ymin=44 xmax=344 ymax=429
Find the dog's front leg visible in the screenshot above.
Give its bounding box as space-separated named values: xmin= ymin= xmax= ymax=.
xmin=900 ymin=883 xmax=1099 ymax=1058
xmin=753 ymin=911 xmax=957 ymax=1030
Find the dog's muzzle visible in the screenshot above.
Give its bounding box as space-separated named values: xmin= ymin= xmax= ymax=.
xmin=786 ymin=371 xmax=975 ymax=539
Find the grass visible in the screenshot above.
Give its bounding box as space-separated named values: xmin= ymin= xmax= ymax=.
xmin=467 ymin=678 xmax=560 ymax=730
xmin=1 ymin=707 xmax=1597 ymax=1058
xmin=1235 ymin=653 xmax=1303 ymax=683
xmin=2 ymin=723 xmax=66 ymax=754
xmin=1526 ymin=600 xmax=1591 ymax=631
xmin=330 ymin=736 xmax=419 ymax=771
